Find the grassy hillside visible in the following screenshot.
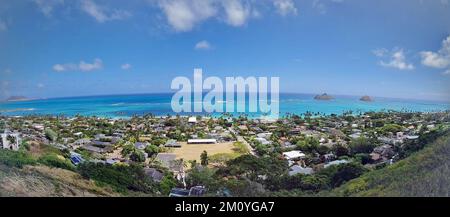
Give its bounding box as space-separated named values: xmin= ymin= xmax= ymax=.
xmin=328 ymin=133 xmax=450 ymax=197
xmin=0 ymin=164 xmax=119 ymax=197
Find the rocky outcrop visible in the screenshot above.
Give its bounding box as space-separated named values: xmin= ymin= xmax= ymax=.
xmin=360 ymin=95 xmax=373 ymax=102
xmin=314 ymin=93 xmax=334 ymax=100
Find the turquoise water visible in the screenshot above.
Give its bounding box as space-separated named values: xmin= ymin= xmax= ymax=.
xmin=0 ymin=93 xmax=448 ymax=118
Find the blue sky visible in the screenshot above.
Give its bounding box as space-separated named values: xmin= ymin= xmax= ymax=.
xmin=0 ymin=0 xmax=449 ymax=101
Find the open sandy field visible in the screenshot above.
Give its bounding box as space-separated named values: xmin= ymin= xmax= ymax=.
xmin=166 ymin=142 xmax=235 ymax=162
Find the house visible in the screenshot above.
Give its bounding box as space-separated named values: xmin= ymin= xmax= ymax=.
xmin=289 ymin=165 xmax=314 ymax=176
xmin=282 ymin=150 xmax=306 ymax=160
xmin=373 ymin=144 xmax=394 ymax=158
xmin=237 ymin=125 xmax=248 ymax=131
xmin=156 ymin=153 xmax=177 ymax=169
xmin=255 ymin=137 xmax=271 ymax=145
xmin=144 ymin=167 xmax=164 ymax=183
xmin=70 ymin=152 xmax=84 ymax=165
xmin=169 ymin=186 xmax=207 ymax=197
xmin=324 ymin=159 xmax=349 ymax=168
xmin=106 ymin=158 xmax=120 ymax=165
xmin=73 ymin=138 xmax=91 ymax=146
xmin=188 ymin=117 xmax=197 ymax=124
xmin=169 ymin=188 xmax=190 ymax=197
xmin=406 ymin=135 xmax=419 ymax=140
xmin=187 ymin=139 xmax=217 ymax=144
xmin=32 ymin=124 xmax=45 ymax=131
xmin=369 ymin=153 xmax=382 ymax=162
xmin=165 ymin=139 xmax=181 ymax=147
xmin=349 ymin=132 xmax=362 ymax=139
xmin=0 ymin=132 xmax=21 ymax=151
xmin=134 ymin=142 xmax=149 ymax=150
xmin=282 ymin=141 xmax=295 ymax=148
xmin=189 ymin=186 xmax=207 ymax=196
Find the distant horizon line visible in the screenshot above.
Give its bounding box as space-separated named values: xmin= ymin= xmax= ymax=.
xmin=2 ymin=92 xmax=450 ymax=104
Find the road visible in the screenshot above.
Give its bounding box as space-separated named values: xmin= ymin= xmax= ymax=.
xmin=229 ymin=127 xmax=256 ymax=156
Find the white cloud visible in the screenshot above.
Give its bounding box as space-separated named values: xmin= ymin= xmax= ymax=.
xmin=81 ymin=0 xmax=131 ymax=23
xmin=273 ymin=0 xmax=298 ymax=16
xmin=312 ymin=0 xmax=344 ymax=14
xmin=375 ymin=48 xmax=414 ymax=70
xmin=37 ymin=83 xmax=45 ymax=88
xmin=79 ymin=58 xmax=103 ymax=71
xmin=312 ymin=0 xmax=327 ymax=14
xmin=121 ymin=63 xmax=132 ymax=70
xmin=53 ymin=58 xmax=103 ymax=72
xmin=154 ymin=0 xmax=297 ymax=32
xmin=156 ymin=0 xmax=217 ymax=32
xmin=372 ymin=48 xmax=388 ymax=57
xmin=420 ymin=36 xmax=450 ymax=69
xmin=442 ymin=69 xmax=450 ymax=75
xmin=53 ymin=63 xmax=76 ymax=72
xmin=33 ymin=0 xmax=64 ymax=17
xmin=221 ymin=0 xmax=251 ymax=27
xmin=195 ymin=40 xmax=212 ymax=50
xmin=0 ymin=19 xmax=7 ymax=31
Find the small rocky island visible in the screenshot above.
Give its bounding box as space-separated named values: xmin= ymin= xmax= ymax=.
xmin=314 ymin=93 xmax=334 ymax=100
xmin=6 ymin=96 xmax=29 ymax=102
xmin=360 ymin=95 xmax=373 ymax=102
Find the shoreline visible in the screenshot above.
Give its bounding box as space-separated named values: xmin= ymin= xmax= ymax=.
xmin=1 ymin=110 xmax=449 ymax=121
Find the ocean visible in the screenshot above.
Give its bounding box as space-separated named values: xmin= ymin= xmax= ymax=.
xmin=0 ymin=93 xmax=448 ymax=119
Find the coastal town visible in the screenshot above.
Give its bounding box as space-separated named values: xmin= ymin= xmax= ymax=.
xmin=1 ymin=109 xmax=449 ymax=196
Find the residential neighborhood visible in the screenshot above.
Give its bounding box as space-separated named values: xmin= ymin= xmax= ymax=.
xmin=0 ymin=110 xmax=448 ymax=196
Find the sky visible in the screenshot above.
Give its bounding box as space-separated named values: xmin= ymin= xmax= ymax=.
xmin=0 ymin=0 xmax=450 ymax=101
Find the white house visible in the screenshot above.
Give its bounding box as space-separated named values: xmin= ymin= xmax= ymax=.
xmin=187 ymin=139 xmax=217 ymax=144
xmin=1 ymin=133 xmax=21 ymax=151
xmin=255 ymin=137 xmax=271 ymax=145
xmin=188 ymin=117 xmax=197 ymax=124
xmin=289 ymin=165 xmax=314 ymax=176
xmin=282 ymin=150 xmax=306 ymax=160
xmin=324 ymin=159 xmax=349 ymax=168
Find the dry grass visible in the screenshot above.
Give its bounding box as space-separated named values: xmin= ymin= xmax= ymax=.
xmin=0 ymin=164 xmax=118 ymax=197
xmin=166 ymin=142 xmax=235 ymax=162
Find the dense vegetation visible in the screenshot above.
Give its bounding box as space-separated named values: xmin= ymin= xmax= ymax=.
xmin=328 ymin=132 xmax=450 ymax=196
xmin=78 ymin=162 xmax=158 ymax=193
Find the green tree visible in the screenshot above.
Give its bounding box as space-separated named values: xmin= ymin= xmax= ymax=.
xmin=349 ymin=137 xmax=376 ymax=155
xmin=121 ymin=143 xmax=135 ymax=156
xmin=200 ymin=150 xmax=208 ymax=166
xmin=44 ymin=128 xmax=58 ymax=142
xmin=296 ymin=137 xmax=319 ymax=152
xmin=160 ymin=174 xmax=177 ymax=195
xmin=144 ymin=144 xmax=159 ymax=157
xmin=333 ymin=144 xmax=349 ymax=157
xmin=130 ymin=150 xmax=146 ymax=162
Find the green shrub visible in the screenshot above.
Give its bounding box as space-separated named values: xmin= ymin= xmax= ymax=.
xmin=44 ymin=128 xmax=58 ymax=142
xmin=38 ymin=154 xmax=75 ymax=171
xmin=78 ymin=162 xmax=156 ymax=193
xmin=0 ymin=149 xmax=36 ymax=168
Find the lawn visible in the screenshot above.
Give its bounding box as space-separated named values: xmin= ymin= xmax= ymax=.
xmin=167 ymin=142 xmax=235 ymax=162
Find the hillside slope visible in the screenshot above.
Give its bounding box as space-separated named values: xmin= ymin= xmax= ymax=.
xmin=0 ymin=165 xmax=118 ymax=197
xmin=329 ymin=133 xmax=450 ymax=196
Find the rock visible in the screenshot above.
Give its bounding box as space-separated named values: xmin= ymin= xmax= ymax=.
xmin=360 ymin=95 xmax=373 ymax=102
xmin=6 ymin=96 xmax=29 ymax=102
xmin=314 ymin=93 xmax=334 ymax=100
